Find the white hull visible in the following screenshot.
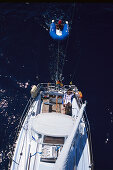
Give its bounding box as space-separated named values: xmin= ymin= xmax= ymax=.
xmin=10 ymin=84 xmax=93 ymax=170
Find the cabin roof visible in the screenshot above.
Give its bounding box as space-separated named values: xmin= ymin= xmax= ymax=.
xmin=29 ymin=113 xmax=75 ymax=137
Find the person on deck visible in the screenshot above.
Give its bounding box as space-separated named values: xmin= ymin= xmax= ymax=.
xmin=63 ymin=89 xmax=74 ymax=115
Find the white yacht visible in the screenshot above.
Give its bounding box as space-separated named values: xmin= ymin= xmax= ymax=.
xmin=10 ymin=83 xmax=93 ymax=170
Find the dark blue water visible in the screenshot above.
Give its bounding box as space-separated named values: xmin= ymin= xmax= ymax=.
xmin=0 ymin=3 xmax=113 ymax=170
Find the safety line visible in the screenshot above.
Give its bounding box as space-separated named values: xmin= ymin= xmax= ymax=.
xmin=12 ymin=159 xmax=19 ymax=165
xmin=30 ymin=152 xmax=42 ymax=158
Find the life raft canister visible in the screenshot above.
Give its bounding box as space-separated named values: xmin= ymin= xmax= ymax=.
xmin=30 ymin=85 xmax=38 ymax=98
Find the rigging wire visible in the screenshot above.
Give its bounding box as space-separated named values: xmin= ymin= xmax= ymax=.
xmin=60 ymin=1 xmax=76 ymax=79
xmin=56 ymin=41 xmax=60 ymax=81
xmin=71 ymin=4 xmax=81 ymax=84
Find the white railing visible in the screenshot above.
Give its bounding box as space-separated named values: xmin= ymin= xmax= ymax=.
xmin=38 ymin=83 xmax=77 ymax=94
xmin=53 ymin=102 xmax=86 ymax=170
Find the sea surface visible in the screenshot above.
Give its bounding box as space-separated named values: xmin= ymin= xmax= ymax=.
xmin=0 ymin=3 xmax=113 ymax=170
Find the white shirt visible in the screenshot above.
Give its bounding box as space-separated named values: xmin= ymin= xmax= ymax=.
xmin=63 ymin=93 xmax=73 ymax=104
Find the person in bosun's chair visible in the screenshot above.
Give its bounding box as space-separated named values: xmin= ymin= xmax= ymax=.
xmin=56 ymin=20 xmax=64 ymax=31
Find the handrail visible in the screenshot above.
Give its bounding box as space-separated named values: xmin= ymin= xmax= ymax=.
xmin=9 ymin=98 xmax=34 ymax=167
xmin=83 ymin=110 xmax=94 ymax=170
xmin=37 ymin=83 xmax=77 ymax=93
xmin=53 ymin=102 xmax=86 ymax=170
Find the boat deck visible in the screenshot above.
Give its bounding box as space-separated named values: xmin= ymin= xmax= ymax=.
xmin=11 ymin=84 xmax=93 ymax=170
xmin=41 ymin=99 xmax=65 ymax=114
xmin=30 ymin=113 xmax=75 ymax=137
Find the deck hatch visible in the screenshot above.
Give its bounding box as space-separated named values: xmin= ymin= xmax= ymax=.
xmin=43 ymin=136 xmax=64 ymax=144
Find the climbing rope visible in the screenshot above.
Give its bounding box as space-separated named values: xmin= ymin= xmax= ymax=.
xmin=56 ymin=41 xmax=60 ymax=81
xmin=59 ymin=2 xmax=76 ymax=78
xmin=69 ymin=2 xmax=81 ymax=84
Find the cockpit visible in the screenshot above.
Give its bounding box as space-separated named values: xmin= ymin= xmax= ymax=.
xmin=41 ymin=91 xmax=64 ymax=114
